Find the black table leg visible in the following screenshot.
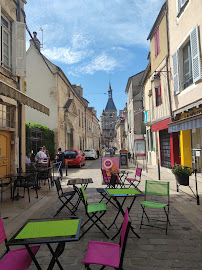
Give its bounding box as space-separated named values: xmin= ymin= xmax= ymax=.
xmin=47 ymin=242 xmax=65 ymax=270
xmin=25 ymin=244 xmax=42 ymax=270
xmin=110 ymin=196 xmax=140 ymax=239
xmin=107 ymin=197 xmax=127 ymax=230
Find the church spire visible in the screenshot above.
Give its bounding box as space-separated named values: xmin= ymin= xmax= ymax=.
xmin=105 ymin=81 xmax=117 ymax=111
xmin=108 ymin=81 xmax=112 ymax=99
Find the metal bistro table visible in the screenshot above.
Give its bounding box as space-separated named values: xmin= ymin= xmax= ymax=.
xmin=5 ymin=172 xmax=31 ymax=201
xmin=6 ymin=216 xmax=82 ymax=270
xmin=105 ymin=187 xmax=144 ymax=239
xmin=67 ymin=178 xmax=93 ymax=212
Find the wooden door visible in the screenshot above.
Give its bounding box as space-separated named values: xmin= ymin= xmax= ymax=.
xmin=0 ymin=131 xmax=11 ymax=177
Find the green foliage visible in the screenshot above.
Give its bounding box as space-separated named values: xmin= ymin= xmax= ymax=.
xmin=171 ymin=165 xmax=192 ymax=177
xmin=25 ymin=122 xmax=55 ymax=160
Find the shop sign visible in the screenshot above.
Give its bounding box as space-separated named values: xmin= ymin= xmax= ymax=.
xmin=180 ymin=108 xmax=202 ymax=119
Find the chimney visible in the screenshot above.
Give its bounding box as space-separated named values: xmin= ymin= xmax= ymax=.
xmin=30 ymin=31 xmax=41 ymax=50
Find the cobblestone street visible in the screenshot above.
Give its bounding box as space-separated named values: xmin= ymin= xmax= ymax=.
xmin=1 ymin=155 xmax=202 ymax=269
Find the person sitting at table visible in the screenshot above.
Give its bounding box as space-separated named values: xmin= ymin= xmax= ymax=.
xmin=35 ymin=147 xmax=47 ymax=163
xmin=25 ymin=152 xmax=36 ymax=169
xmin=43 ymin=145 xmax=50 ymax=167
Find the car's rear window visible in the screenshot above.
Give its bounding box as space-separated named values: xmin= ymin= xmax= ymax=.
xmin=84 ymin=150 xmax=94 ymax=152
xmin=64 ymin=151 xmax=77 ymax=158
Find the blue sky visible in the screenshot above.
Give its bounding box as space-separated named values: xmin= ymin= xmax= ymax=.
xmin=25 ymin=0 xmax=165 ymax=118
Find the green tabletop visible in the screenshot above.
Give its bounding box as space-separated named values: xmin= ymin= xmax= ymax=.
xmin=106 ymin=188 xmax=141 ymax=196
xmin=15 ymin=219 xmax=80 ymax=240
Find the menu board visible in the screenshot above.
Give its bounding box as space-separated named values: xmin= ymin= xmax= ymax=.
xmin=119 ymin=151 xmax=128 ymax=168
xmin=134 ymin=139 xmax=146 ymax=157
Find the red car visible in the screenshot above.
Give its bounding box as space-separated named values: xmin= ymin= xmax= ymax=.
xmin=63 ymin=150 xmax=85 ymax=168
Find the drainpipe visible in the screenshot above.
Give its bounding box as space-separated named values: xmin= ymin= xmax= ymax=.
xmin=17 ymin=0 xmax=22 ymax=171
xmin=18 ymin=0 xmax=21 ymax=21
xmin=165 ymin=4 xmax=173 ymax=121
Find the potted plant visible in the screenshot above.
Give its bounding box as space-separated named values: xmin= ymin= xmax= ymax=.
xmin=171 ymin=165 xmax=192 ymax=186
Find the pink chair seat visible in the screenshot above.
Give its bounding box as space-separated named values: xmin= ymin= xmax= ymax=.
xmin=82 ymin=241 xmax=120 ymax=268
xmin=0 ymin=245 xmax=40 ymax=270
xmin=127 ymin=178 xmax=138 ymax=182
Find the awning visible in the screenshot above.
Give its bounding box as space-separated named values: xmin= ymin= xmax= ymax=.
xmin=168 ymin=114 xmax=202 ymax=133
xmin=0 ymin=80 xmax=49 ymax=115
xmin=152 ymin=118 xmax=172 ymax=132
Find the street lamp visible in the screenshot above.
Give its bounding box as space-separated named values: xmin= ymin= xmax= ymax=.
xmin=153 ymin=74 xmax=161 ymax=88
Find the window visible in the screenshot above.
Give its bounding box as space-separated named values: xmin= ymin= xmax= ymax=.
xmin=1 ymin=15 xmax=11 ymax=69
xmin=172 ymin=25 xmax=201 ymax=94
xmin=154 ymin=27 xmax=160 ymax=57
xmin=183 ymin=41 xmax=193 ymax=89
xmin=155 ymin=85 xmax=162 ymax=106
xmin=0 ymin=104 xmax=11 ymax=128
xmin=177 ymin=0 xmax=189 ymax=16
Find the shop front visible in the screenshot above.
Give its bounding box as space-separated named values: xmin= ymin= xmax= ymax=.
xmin=168 ymin=108 xmax=202 ymax=172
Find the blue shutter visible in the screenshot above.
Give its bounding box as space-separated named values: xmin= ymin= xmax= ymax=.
xmin=172 ymin=51 xmax=180 ymax=94
xmin=190 ymin=25 xmax=201 ymax=83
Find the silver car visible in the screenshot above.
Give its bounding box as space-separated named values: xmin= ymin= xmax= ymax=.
xmin=84 ymin=149 xmax=97 ymax=159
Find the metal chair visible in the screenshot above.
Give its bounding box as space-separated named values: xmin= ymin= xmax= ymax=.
xmin=82 ymin=208 xmax=131 ymax=270
xmin=126 ymin=168 xmax=142 ymax=188
xmin=80 ymin=185 xmax=109 ymax=239
xmin=0 ymin=177 xmax=12 ymax=202
xmin=12 ymin=173 xmax=38 ymax=203
xmin=140 ymin=180 xmax=170 ymax=234
xmin=53 ymin=178 xmax=76 ymax=217
xmin=0 ymin=218 xmax=40 ymax=270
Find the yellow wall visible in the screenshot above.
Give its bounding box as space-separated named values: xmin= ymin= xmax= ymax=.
xmin=180 ymin=130 xmax=192 ymax=167
xmin=151 ymin=16 xmax=168 ymax=74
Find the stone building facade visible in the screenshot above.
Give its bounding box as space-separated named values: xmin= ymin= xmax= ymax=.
xmin=0 ymin=0 xmax=48 ymax=177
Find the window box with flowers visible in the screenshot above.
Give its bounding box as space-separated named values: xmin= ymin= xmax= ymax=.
xmin=171 ymin=165 xmax=192 ymax=186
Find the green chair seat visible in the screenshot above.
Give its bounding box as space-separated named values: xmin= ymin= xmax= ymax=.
xmin=141 ymin=201 xmax=168 ymax=209
xmin=87 ymin=203 xmax=106 ymax=213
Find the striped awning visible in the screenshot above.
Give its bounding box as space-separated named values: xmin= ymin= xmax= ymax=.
xmin=0 ymin=80 xmax=49 ymax=115
xmin=168 ymin=114 xmax=202 ymax=133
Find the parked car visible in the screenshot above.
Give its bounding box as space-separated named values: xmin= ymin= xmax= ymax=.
xmin=84 ymin=149 xmax=97 ymax=159
xmin=63 ymin=150 xmax=85 ymax=168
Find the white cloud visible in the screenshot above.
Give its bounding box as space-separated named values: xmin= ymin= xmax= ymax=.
xmin=76 ymin=53 xmax=118 ymax=75
xmin=42 ymin=47 xmax=87 ymax=64
xmin=25 ymin=0 xmax=165 ymax=74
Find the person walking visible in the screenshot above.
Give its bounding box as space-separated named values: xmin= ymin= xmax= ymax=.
xmin=56 ymin=148 xmax=64 ymax=178
xmin=96 ymin=149 xmax=100 ymax=159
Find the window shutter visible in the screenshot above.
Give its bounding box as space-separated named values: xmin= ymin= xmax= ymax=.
xmin=181 ymin=0 xmax=188 ymax=7
xmin=178 ymin=0 xmax=182 ymax=13
xmin=12 ymin=22 xmax=26 ymax=77
xmin=172 ymin=51 xmax=180 ymax=94
xmin=190 ymin=25 xmax=201 ymax=83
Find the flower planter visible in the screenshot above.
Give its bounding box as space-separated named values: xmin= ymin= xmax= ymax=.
xmin=175 ymin=174 xmax=189 ymax=186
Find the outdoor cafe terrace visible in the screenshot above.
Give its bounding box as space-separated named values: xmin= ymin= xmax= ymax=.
xmin=0 ymin=160 xmax=202 ymax=270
